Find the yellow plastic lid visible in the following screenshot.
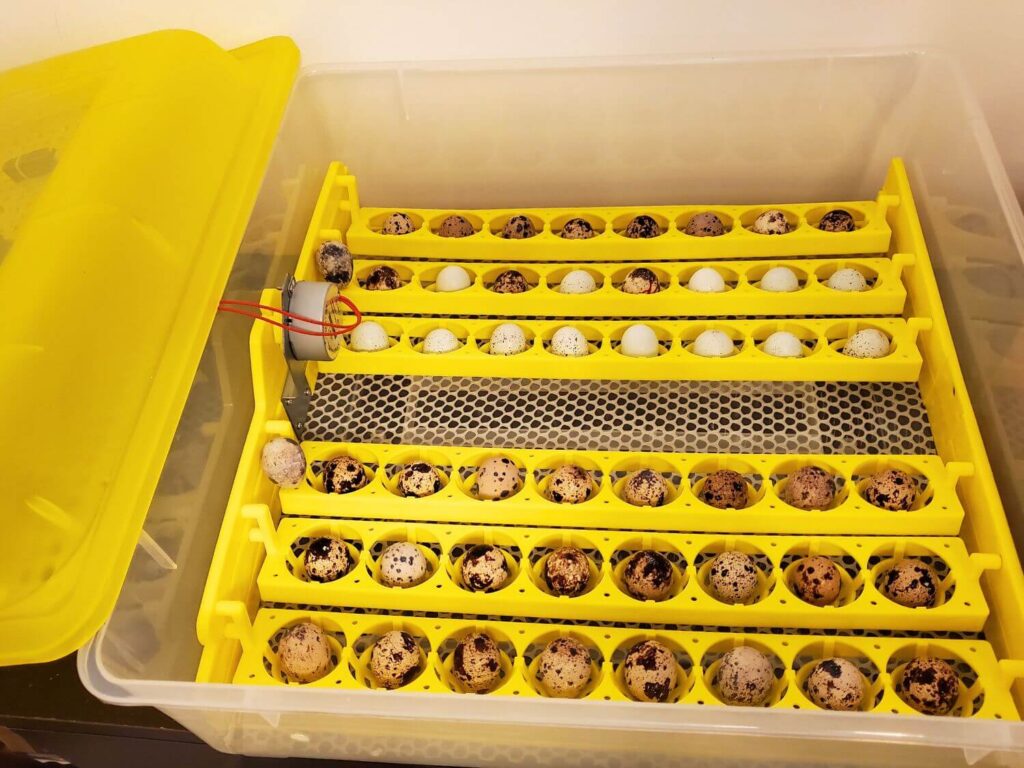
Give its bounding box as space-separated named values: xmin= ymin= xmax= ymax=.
xmin=0 ymin=31 xmax=297 ymax=664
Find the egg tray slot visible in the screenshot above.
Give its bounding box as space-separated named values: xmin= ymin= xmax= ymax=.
xmin=246 ymin=512 xmax=996 ymax=633
xmin=305 ymin=162 xmax=894 ymax=262
xmin=214 ymin=606 xmax=1023 ymax=721
xmin=308 ymin=310 xmax=929 ymax=383
xmin=280 ymin=441 xmax=969 ymax=536
xmin=331 ymin=256 xmax=911 ymax=319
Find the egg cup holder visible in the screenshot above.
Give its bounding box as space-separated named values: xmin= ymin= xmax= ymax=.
xmin=250 ymin=513 xmax=996 ymax=632
xmin=331 ymin=256 xmax=911 ymax=318
xmin=282 ymin=443 xmax=971 ymax=536
xmin=222 ymin=607 xmax=1023 ymax=719
xmin=301 ymin=163 xmax=893 ymax=262
xmin=313 ymin=314 xmax=928 ymax=383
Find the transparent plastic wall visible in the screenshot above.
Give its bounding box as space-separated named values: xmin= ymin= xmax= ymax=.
xmin=84 ymin=50 xmax=1024 ymax=767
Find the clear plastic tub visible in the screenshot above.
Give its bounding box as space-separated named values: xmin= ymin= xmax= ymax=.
xmin=80 ymin=49 xmax=1024 ymax=766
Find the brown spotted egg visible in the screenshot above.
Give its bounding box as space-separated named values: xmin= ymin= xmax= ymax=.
xmin=322 ymin=455 xmax=368 ymax=494
xmin=699 ymin=469 xmax=749 ymax=509
xmin=782 ymin=466 xmax=836 ymax=510
xmin=303 ymin=536 xmax=351 ymax=583
xmin=897 ymin=657 xmax=960 ymax=715
xmin=381 ymin=212 xmax=415 ymax=235
xmin=543 ymin=547 xmax=592 ymax=597
xmin=546 ymin=465 xmax=594 ymax=504
xmin=621 ymin=550 xmax=674 ymax=601
xmin=459 ymin=545 xmax=511 ymax=592
xmin=621 ymin=267 xmax=661 ymax=294
xmin=437 ymin=214 xmax=475 ymax=238
xmin=452 ymin=632 xmax=503 ymax=692
xmin=790 ymin=555 xmax=842 ymax=606
xmin=624 ymin=215 xmax=662 ymax=238
xmin=864 ymin=469 xmax=917 ymax=510
xmin=560 ymin=217 xmax=596 ymax=239
xmin=364 ymin=265 xmax=403 ymax=291
xmin=475 ymin=456 xmax=522 ymax=500
xmin=881 ymin=557 xmax=939 ymax=608
xmin=716 ymin=646 xmax=775 ymax=706
xmin=369 ymin=630 xmax=422 ymax=689
xmin=501 ymin=214 xmax=536 ymax=239
xmin=397 ymin=462 xmax=444 ymax=498
xmin=708 ymin=551 xmax=760 ymax=604
xmin=623 ymin=640 xmax=678 ymax=702
xmin=623 ymin=469 xmax=669 ymax=507
xmin=314 ymin=240 xmax=354 ymax=286
xmin=806 ymin=657 xmax=866 ymax=711
xmin=278 ymin=622 xmax=333 ymax=684
xmin=535 ymin=637 xmax=593 ymax=698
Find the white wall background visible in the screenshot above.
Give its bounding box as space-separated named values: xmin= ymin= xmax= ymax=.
xmin=3 ymin=0 xmax=1023 ymax=202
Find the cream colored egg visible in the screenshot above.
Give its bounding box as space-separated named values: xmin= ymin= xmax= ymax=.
xmin=559 ymin=269 xmax=598 ymax=294
xmin=489 ymin=323 xmax=529 ymax=355
xmin=763 ymin=331 xmax=804 ymax=358
xmin=550 ymin=326 xmax=590 ymax=357
xmin=422 ymin=328 xmax=460 ymax=354
xmin=620 ymin=323 xmax=660 ymax=358
xmin=842 ymin=328 xmax=891 ymax=358
xmin=435 ymin=265 xmax=472 ymax=292
xmin=350 ymin=321 xmax=390 ymax=352
xmin=759 ymin=266 xmax=799 ymax=292
xmin=826 ymin=268 xmax=868 ymax=292
xmin=692 ymin=329 xmax=735 ymax=357
xmin=687 ymin=267 xmax=726 ymax=293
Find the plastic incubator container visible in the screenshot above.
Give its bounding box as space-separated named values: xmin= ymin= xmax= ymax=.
xmin=2 ymin=30 xmax=1024 ymax=768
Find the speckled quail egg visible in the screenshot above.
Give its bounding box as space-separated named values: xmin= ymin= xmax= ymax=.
xmin=692 ymin=329 xmax=736 ymax=357
xmin=475 ymin=456 xmax=522 ymax=500
xmin=370 ymin=631 xmax=423 ymax=689
xmin=698 ymin=469 xmax=749 ymax=509
xmin=759 ymin=266 xmax=800 ymax=292
xmin=826 ymin=267 xmax=868 ymax=292
xmin=685 ymin=211 xmax=726 ymax=237
xmin=790 ymin=555 xmax=842 ymax=606
xmin=716 ymin=646 xmax=775 ymax=706
xmin=546 ymin=464 xmax=594 ymax=504
xmin=818 ymin=209 xmax=857 ymax=232
xmin=624 ymin=214 xmax=662 ymax=238
xmin=687 ymin=267 xmax=727 ymax=293
xmin=558 ymin=269 xmax=598 ymax=294
xmin=550 ymin=326 xmax=590 ymax=357
xmin=381 ymin=212 xmax=416 ymax=235
xmin=623 ymin=640 xmax=678 ymax=702
xmin=314 ymin=241 xmax=353 ymax=286
xmin=751 ymin=209 xmax=791 ymax=235
xmin=488 ymin=323 xmax=529 ymax=355
xmin=459 ymin=545 xmax=511 ymax=592
xmin=364 ymin=265 xmax=403 ymax=291
xmin=763 ymin=331 xmax=805 ymax=358
xmin=620 ymin=323 xmax=661 ymax=358
xmin=322 ymin=455 xmax=368 ymax=494
xmin=543 ymin=547 xmax=592 ymax=597
xmin=863 ymin=468 xmax=918 ymax=510
xmin=782 ymin=466 xmax=836 ymax=510
xmin=881 ymin=557 xmax=939 ymax=608
xmin=422 ymin=328 xmax=461 ymax=354
xmin=437 ymin=214 xmax=475 ymax=238
xmin=560 ymin=217 xmax=596 ymax=239
xmin=491 ymin=269 xmax=529 ymax=293
xmin=842 ymin=328 xmax=891 ymax=358
xmin=278 ymin=622 xmax=333 ymax=684
xmin=378 ymin=541 xmax=430 ymax=587
xmin=708 ymin=551 xmax=760 ymax=604
xmin=397 ymin=462 xmax=444 ymax=498
xmin=622 ymin=469 xmax=670 ymax=507
xmin=806 ymin=658 xmax=866 ymax=711
xmin=435 ymin=265 xmax=472 ymax=292
xmin=261 ymin=437 xmax=306 ymax=488
xmin=897 ymin=657 xmax=960 ymax=715
xmin=350 ymin=321 xmax=390 ymax=352
xmin=500 ymin=214 xmax=537 ymax=239
xmin=452 ymin=632 xmax=503 ymax=692
xmin=536 ymin=637 xmax=593 ymax=698
xmin=622 ymin=550 xmax=674 ymax=601
xmin=304 ymin=536 xmax=352 ymax=583
xmin=621 ymin=267 xmax=661 ymax=294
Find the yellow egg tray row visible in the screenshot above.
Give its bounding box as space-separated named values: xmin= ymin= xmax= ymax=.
xmin=279 ymin=440 xmax=970 ymax=536
xmin=245 ymin=511 xmax=996 ymax=632
xmin=309 ymin=162 xmax=894 ymax=261
xmin=327 ymin=256 xmax=911 ymax=318
xmin=213 ymin=606 xmax=1023 ymax=721
xmin=309 ymin=311 xmax=928 ymax=383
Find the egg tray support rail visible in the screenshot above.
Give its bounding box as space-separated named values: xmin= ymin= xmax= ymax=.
xmin=196 ymin=159 xmax=1024 ymax=722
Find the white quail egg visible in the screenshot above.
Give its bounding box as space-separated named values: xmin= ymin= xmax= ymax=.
xmin=842 ymin=328 xmax=891 ymax=358
xmin=759 ymin=266 xmax=799 ymax=292
xmin=549 ymin=326 xmax=590 ymax=357
xmin=350 ymin=321 xmax=390 ymax=352
xmin=716 ymin=646 xmax=775 ymax=706
xmin=261 ymin=437 xmax=306 ymax=488
xmin=763 ymin=331 xmax=804 ymax=358
xmin=435 ymin=265 xmax=472 ymax=292
xmin=422 ymin=328 xmax=461 ymax=354
xmin=751 ymin=209 xmax=791 ymax=235
xmin=536 ymin=637 xmax=593 ymax=698
xmin=687 ymin=267 xmax=727 ymax=293
xmin=488 ymin=323 xmax=529 ymax=355
xmin=558 ymin=269 xmax=598 ymax=294
xmin=278 ymin=622 xmax=333 ymax=684
xmin=826 ymin=268 xmax=868 ymax=292
xmin=378 ymin=542 xmax=430 ymax=587
xmin=370 ymin=630 xmax=423 ymax=689
xmin=619 ymin=324 xmax=661 ymax=358
xmin=692 ymin=329 xmax=735 ymax=357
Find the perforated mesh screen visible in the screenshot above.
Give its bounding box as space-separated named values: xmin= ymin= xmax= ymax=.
xmin=303 ymin=374 xmax=936 ymax=455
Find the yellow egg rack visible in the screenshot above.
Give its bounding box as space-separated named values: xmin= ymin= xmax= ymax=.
xmin=279 ymin=440 xmax=969 ymax=536
xmin=307 ymin=162 xmax=894 ymax=262
xmin=245 ymin=512 xmax=996 ymax=632
xmin=326 ymin=256 xmax=911 ymax=318
xmin=206 ymin=607 xmax=1024 ymax=721
xmin=309 ymin=312 xmax=928 ymax=382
